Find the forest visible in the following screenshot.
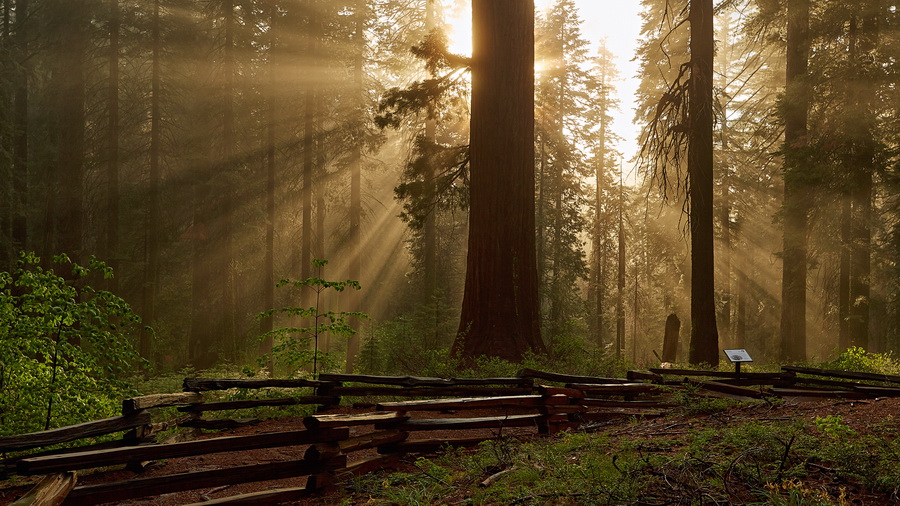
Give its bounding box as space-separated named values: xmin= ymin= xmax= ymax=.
xmin=1 ymin=0 xmax=899 ymax=435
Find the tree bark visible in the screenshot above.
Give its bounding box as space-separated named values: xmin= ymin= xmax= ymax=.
xmin=106 ymin=0 xmax=120 ymax=293
xmin=687 ymin=0 xmax=719 ymax=366
xmin=779 ymin=0 xmax=810 ymax=362
xmin=453 ymin=0 xmax=544 ymax=363
xmin=10 ymin=0 xmax=28 ymax=264
xmin=55 ymin=0 xmax=86 ymax=263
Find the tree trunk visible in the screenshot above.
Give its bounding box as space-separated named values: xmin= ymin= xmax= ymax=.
xmin=779 ymin=0 xmax=810 ymax=362
xmin=221 ymin=0 xmax=236 ymax=361
xmin=662 ymin=313 xmax=680 ymax=362
xmin=106 ymin=0 xmax=120 ymax=293
xmin=616 ymin=180 xmax=625 ymax=360
xmin=55 ymin=0 xmax=86 ymax=263
xmin=687 ymin=0 xmax=719 ymax=367
xmin=839 ymin=192 xmax=851 ymax=350
xmin=422 ymin=0 xmax=438 ymax=299
xmin=141 ymin=0 xmax=161 ymax=361
xmin=847 ymin=8 xmax=878 ymax=351
xmin=345 ymin=0 xmax=365 ymax=373
xmin=453 ymin=0 xmax=544 ymax=363
xmin=11 ymin=0 xmax=28 ymax=261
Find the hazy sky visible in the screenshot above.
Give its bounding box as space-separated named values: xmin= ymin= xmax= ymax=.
xmin=566 ymin=1 xmax=643 ymax=175
xmin=447 ymin=1 xmax=645 ymax=178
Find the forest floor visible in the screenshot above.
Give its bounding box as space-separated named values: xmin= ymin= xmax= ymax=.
xmin=2 ymin=396 xmax=899 ymax=505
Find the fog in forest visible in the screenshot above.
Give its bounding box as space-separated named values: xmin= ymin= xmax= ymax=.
xmin=1 ymin=0 xmax=898 ymax=382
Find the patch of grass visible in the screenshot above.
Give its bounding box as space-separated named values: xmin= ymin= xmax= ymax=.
xmin=349 ymin=410 xmax=898 ymax=505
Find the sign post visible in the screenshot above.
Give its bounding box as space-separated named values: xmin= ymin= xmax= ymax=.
xmin=723 ymin=349 xmax=753 ymax=377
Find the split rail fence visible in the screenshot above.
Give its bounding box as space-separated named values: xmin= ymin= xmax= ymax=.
xmin=3 ymin=366 xmax=900 ymax=505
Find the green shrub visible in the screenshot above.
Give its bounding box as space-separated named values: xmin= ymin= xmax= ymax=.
xmin=0 ymin=252 xmax=145 ymax=436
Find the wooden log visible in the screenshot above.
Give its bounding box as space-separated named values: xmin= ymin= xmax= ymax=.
xmin=177 ymin=396 xmax=336 ymax=413
xmin=10 ymin=471 xmax=76 ymax=506
xmin=650 ymin=368 xmax=794 ymax=380
xmin=578 ymin=410 xmax=664 ymax=422
xmin=0 ymin=412 xmax=151 ymax=453
xmin=580 ymin=398 xmax=675 ymax=409
xmin=18 ymin=428 xmax=350 ymax=475
xmin=328 ymin=386 xmax=533 ymax=397
xmin=182 ymin=378 xmax=333 ymax=392
xmin=303 ymin=411 xmax=408 ymax=430
xmin=376 ymin=413 xmax=542 ymax=431
xmin=378 ymin=437 xmax=488 ymax=454
xmin=627 ymin=370 xmax=664 ymax=383
xmin=769 ymin=388 xmax=870 ymax=399
xmin=688 ymin=380 xmax=764 ymax=399
xmin=714 ymin=378 xmax=795 ymax=388
xmin=537 ymin=405 xmax=583 ymax=415
xmin=2 ymin=437 xmax=154 ymax=474
xmin=335 ymin=453 xmax=402 ymax=479
xmin=782 ymin=366 xmax=900 ymax=385
xmin=318 ymin=373 xmax=532 ymax=387
xmin=853 ymin=385 xmax=900 ymax=397
xmin=122 ymin=392 xmax=203 ymax=414
xmin=63 ymin=457 xmax=346 ymax=506
xmin=375 ymin=395 xmax=546 ymax=411
xmin=535 ymin=385 xmax=586 ymax=398
xmin=177 ymin=418 xmax=261 ymax=430
xmin=339 ymin=430 xmax=407 ymax=454
xmin=566 ymin=383 xmax=660 ymax=395
xmin=182 ymin=486 xmax=311 ymax=505
xmin=518 ymin=368 xmax=632 ymax=384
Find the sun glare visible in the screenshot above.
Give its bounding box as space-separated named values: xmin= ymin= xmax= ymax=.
xmin=444 ymin=7 xmax=472 ymax=57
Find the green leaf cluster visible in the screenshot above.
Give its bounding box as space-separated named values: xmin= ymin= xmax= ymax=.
xmin=257 ymin=260 xmax=365 ymax=377
xmin=0 ymin=252 xmax=144 ymax=436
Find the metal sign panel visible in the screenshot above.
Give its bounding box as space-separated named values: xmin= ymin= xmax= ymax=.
xmin=723 ymin=349 xmax=753 ymax=363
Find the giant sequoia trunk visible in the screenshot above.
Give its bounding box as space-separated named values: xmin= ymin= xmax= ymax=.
xmin=453 ymin=0 xmax=545 ymax=362
xmin=779 ymin=0 xmax=810 ymax=362
xmin=687 ymin=0 xmax=719 ymax=366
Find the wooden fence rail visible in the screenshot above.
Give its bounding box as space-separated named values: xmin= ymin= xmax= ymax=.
xmin=6 ymin=367 xmax=900 ymax=504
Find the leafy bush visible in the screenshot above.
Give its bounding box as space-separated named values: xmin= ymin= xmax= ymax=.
xmin=820 ymin=347 xmax=900 ymax=376
xmin=257 ymin=259 xmax=364 ymax=378
xmin=0 ymin=253 xmax=144 ymax=436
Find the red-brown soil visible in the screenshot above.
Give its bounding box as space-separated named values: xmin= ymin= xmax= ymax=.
xmin=2 ymin=397 xmax=899 ymax=505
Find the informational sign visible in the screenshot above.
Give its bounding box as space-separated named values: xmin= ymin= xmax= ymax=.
xmin=723 ymin=349 xmax=753 ymax=363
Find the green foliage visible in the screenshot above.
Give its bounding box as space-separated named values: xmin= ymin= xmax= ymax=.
xmin=820 ymin=347 xmax=900 ymax=376
xmin=814 ymin=415 xmax=857 ymax=439
xmin=257 ymin=260 xmax=365 ymax=378
xmin=0 ymin=252 xmax=144 ymax=436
